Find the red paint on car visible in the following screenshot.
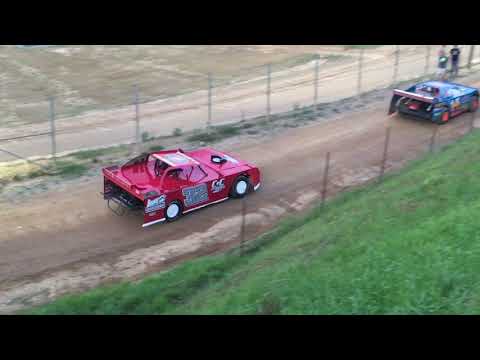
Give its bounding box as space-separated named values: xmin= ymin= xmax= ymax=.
xmin=102 ymin=148 xmax=261 ymax=227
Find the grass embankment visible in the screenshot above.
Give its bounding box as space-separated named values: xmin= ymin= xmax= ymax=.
xmin=26 ymin=131 xmax=480 ymax=314
xmin=24 ymin=130 xmax=480 ymax=314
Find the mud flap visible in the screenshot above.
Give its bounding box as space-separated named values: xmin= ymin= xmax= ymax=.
xmin=388 ymin=94 xmax=401 ymax=115
xmin=143 ymin=195 xmax=167 ymax=227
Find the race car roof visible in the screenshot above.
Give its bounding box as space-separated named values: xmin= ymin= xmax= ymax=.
xmin=415 ymin=81 xmax=476 ymax=98
xmin=151 ymin=152 xmax=199 ymax=167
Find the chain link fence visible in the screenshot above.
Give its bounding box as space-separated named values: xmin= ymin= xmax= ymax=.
xmin=0 ymin=45 xmax=478 ymax=164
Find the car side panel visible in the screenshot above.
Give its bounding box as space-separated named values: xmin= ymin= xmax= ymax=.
xmin=446 ymin=90 xmax=474 ymax=118
xmin=220 ymin=165 xmax=261 ymax=190
xmin=431 ymin=102 xmax=448 ymax=122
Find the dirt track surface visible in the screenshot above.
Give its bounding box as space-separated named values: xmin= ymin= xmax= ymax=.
xmin=0 ymin=91 xmax=476 ymax=313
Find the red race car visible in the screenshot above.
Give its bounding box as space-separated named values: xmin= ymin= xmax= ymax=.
xmin=102 ymin=148 xmax=261 ymax=227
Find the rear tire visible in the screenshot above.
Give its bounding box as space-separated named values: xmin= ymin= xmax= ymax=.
xmin=230 ymin=176 xmax=250 ymax=199
xmin=165 ymin=201 xmax=182 ymax=222
xmin=438 ymin=110 xmax=450 ymax=125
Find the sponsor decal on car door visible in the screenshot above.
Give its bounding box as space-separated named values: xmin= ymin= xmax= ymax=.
xmin=211 ymin=178 xmax=225 ymax=194
xmin=182 ymin=183 xmax=209 ymax=208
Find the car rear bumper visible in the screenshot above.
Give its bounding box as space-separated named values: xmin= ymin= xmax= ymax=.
xmin=398 ymin=108 xmax=433 ymax=121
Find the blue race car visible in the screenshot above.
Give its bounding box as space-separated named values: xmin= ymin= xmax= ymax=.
xmin=388 ymin=81 xmax=479 ymax=124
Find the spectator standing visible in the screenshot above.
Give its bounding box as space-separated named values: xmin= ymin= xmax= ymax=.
xmin=437 ymin=45 xmax=448 ymax=81
xmin=450 ymin=45 xmax=461 ymax=78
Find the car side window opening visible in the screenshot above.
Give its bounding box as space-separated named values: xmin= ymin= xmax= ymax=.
xmin=198 ymin=165 xmax=208 ymax=177
xmin=167 ymin=168 xmax=183 ymax=179
xmin=418 ymin=86 xmax=439 ymax=96
xmin=154 ymin=159 xmax=170 ymax=177
xmin=163 ymin=167 xmax=193 ymax=188
xmin=179 ymin=166 xmax=193 ymax=182
xmin=189 ymin=165 xmax=208 ymax=183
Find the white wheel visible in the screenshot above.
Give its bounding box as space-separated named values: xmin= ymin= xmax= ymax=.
xmin=166 ymin=203 xmax=181 ymax=220
xmin=236 ymin=180 xmax=248 ymax=195
xmin=230 ymin=176 xmax=250 ymax=199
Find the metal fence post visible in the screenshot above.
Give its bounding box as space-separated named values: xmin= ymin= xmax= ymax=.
xmin=49 ymin=96 xmax=57 ymax=161
xmin=314 ymin=58 xmax=319 ymax=117
xmin=266 ymin=63 xmax=271 ymax=121
xmin=393 ymin=45 xmax=400 ymax=85
xmin=379 ymin=126 xmax=391 ymax=182
xmin=429 ymin=125 xmax=438 ymax=153
xmin=321 ymin=152 xmax=331 ymax=207
xmin=468 ymin=45 xmax=475 ymax=70
xmin=134 ymin=85 xmax=140 ymax=153
xmin=207 ymin=73 xmax=213 ymax=130
xmin=357 ymin=49 xmax=364 ymax=96
xmin=240 ymin=196 xmax=247 ymax=255
xmin=425 ymin=45 xmax=431 ymax=76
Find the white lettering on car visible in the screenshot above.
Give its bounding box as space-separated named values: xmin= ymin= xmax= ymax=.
xmin=145 ymin=195 xmax=166 ymax=213
xmin=211 ymin=179 xmax=225 ymax=193
xmin=183 ymin=183 xmax=209 ymax=207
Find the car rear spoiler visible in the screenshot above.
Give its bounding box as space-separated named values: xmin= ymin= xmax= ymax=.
xmin=388 ymin=89 xmax=435 ymax=115
xmin=103 ymin=166 xmax=145 ymax=201
xmin=393 ymin=89 xmax=435 ymax=103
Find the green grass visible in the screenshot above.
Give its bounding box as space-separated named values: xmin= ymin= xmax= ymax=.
xmin=25 ymin=130 xmax=480 ymax=315
xmin=172 ymin=128 xmax=183 ymax=137
xmin=53 ymin=161 xmax=89 ymax=179
xmin=0 ymin=145 xmax=129 ymax=185
xmin=69 ymin=145 xmax=128 ymax=161
xmin=187 ymin=132 xmax=221 ymax=143
xmin=241 ymin=122 xmax=256 ymax=129
xmin=187 ymin=125 xmax=241 ymax=143
xmin=149 ymin=145 xmax=165 ymax=152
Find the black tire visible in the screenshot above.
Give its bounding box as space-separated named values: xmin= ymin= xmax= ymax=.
xmin=165 ymin=200 xmax=183 ymax=222
xmin=230 ymin=176 xmax=250 ymax=199
xmin=436 ymin=109 xmax=450 ymax=125
xmin=469 ymin=96 xmax=479 ymax=112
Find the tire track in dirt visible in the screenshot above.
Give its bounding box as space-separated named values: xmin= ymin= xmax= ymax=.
xmin=0 ymin=100 xmax=476 ymax=313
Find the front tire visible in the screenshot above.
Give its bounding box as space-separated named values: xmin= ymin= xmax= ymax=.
xmin=230 ymin=176 xmax=250 ymax=199
xmin=165 ymin=201 xmax=182 ymax=222
xmin=469 ymin=96 xmax=479 ymax=112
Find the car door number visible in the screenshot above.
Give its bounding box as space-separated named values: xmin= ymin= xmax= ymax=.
xmin=182 ymin=183 xmax=209 ymax=207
